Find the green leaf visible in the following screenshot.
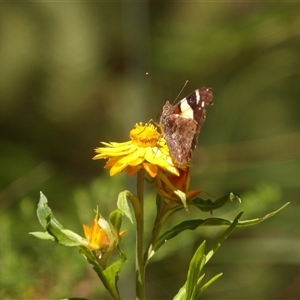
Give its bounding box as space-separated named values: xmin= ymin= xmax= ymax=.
xmin=109 ymin=209 xmax=124 ymax=236
xmin=173 ymin=189 xmax=188 ymax=211
xmin=185 ymin=241 xmax=207 ymax=299
xmin=192 ymin=192 xmax=241 ymax=212
xmin=153 ymin=202 xmax=289 ymax=254
xmin=117 ymin=190 xmax=137 ymax=223
xmin=195 ymin=273 xmax=223 ymax=299
xmin=206 ymin=212 xmax=243 ymax=263
xmin=103 ymin=247 xmax=127 ymax=294
xmin=197 ymin=273 xmax=223 ymax=296
xmin=35 ymin=192 xmax=87 ymax=247
xmin=37 ymin=191 xmax=63 ymax=230
xmin=173 ymin=286 xmax=186 ymax=300
xmin=172 ymin=203 xmax=289 ymax=299
xmin=29 ymin=231 xmax=55 ymax=241
xmin=153 ymin=217 xmax=238 ymax=253
xmin=35 ymin=193 xmax=126 ymax=300
xmin=79 ymin=247 xmax=122 ymax=300
xmin=174 ymin=241 xmax=214 ymax=300
xmin=173 ymin=215 xmax=241 ymax=300
xmin=235 ymin=202 xmax=290 ymax=227
xmin=155 ymin=193 xmax=164 ymax=214
xmin=80 ymin=245 xmax=126 ymax=300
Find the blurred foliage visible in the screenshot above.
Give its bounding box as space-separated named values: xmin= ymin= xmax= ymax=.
xmin=0 ymin=2 xmax=300 ymax=299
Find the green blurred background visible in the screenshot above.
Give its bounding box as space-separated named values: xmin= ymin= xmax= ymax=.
xmin=1 ymin=2 xmax=300 ymax=299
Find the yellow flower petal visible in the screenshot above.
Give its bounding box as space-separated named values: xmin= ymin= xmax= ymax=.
xmin=83 ymin=219 xmax=109 ymax=251
xmin=137 ymin=146 xmax=146 ymax=157
xmin=104 ymin=157 xmax=123 ymax=168
xmin=93 ymin=123 xmax=180 ymax=177
xmin=143 ymin=147 xmax=159 ymax=163
xmin=94 ymin=144 xmax=135 ymax=156
xmin=128 ymin=157 xmax=145 ymax=166
xmin=110 ymin=161 xmax=128 ymax=176
xmin=118 ymin=149 xmax=141 ymax=164
xmin=83 ymin=214 xmax=127 ymax=253
xmin=126 ymin=165 xmax=142 ymax=176
xmin=109 ymin=141 xmax=132 ymax=147
xmin=156 ymin=168 xmax=201 ymax=203
xmin=143 ymin=162 xmax=158 ymax=178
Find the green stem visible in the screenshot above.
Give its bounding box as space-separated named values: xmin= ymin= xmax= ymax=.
xmin=144 ymin=200 xmax=181 ymax=264
xmin=144 ymin=201 xmax=168 ymax=262
xmin=136 ymin=169 xmax=145 ymax=300
xmin=82 ymin=249 xmax=121 ymax=300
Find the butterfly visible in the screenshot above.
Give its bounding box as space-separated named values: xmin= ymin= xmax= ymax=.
xmin=160 ymin=87 xmax=213 ymax=167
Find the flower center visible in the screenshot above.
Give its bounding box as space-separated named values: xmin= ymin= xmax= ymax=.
xmin=130 ymin=123 xmax=160 ymax=147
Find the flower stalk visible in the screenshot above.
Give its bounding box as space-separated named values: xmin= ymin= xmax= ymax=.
xmin=135 ymin=169 xmax=145 ymax=300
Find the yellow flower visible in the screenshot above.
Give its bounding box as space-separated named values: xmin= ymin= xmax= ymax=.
xmin=156 ymin=168 xmax=201 ymax=203
xmin=83 ymin=218 xmax=109 ymax=251
xmin=93 ymin=123 xmax=179 ymax=177
xmin=83 ymin=215 xmax=126 ymax=252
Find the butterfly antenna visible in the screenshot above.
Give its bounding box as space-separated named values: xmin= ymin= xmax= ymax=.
xmin=146 ymin=72 xmax=167 ymax=102
xmin=173 ymin=80 xmax=189 ymax=103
